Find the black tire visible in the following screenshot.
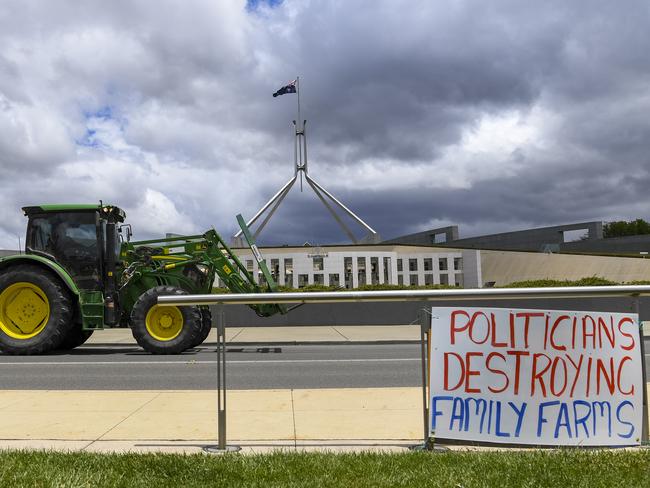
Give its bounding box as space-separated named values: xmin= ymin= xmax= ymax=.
xmin=57 ymin=324 xmax=94 ymax=350
xmin=130 ymin=286 xmax=202 ymax=354
xmin=190 ymin=307 xmax=212 ymax=348
xmin=0 ymin=264 xmax=74 ymax=355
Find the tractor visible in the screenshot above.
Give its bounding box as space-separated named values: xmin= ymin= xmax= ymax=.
xmin=0 ymin=203 xmax=284 ymax=355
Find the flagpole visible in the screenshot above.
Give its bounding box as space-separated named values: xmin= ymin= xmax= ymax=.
xmin=296 ymin=76 xmax=301 ymax=132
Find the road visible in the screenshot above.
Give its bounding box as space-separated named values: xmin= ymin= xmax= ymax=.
xmin=0 ymin=343 xmax=422 ymax=390
xmin=0 ymin=338 xmax=648 ymax=390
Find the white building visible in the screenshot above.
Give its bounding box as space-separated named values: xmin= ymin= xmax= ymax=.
xmin=221 ymin=244 xmax=483 ymax=289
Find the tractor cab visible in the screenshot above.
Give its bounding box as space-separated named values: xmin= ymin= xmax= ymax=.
xmin=22 ymin=204 xmax=126 ymax=326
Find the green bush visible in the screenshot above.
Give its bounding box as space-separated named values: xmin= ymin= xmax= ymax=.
xmin=504 ymin=276 xmax=618 ymax=288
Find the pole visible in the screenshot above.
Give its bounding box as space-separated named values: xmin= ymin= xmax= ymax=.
xmin=296 ymin=76 xmax=301 ymax=132
xmin=419 ymin=308 xmax=429 ymax=444
xmin=204 ymin=306 xmax=240 ymax=453
xmin=634 ymin=296 xmax=649 ymax=445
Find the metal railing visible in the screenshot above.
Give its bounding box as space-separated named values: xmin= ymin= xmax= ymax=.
xmin=158 ymin=285 xmax=650 ymax=306
xmin=158 ymin=285 xmax=650 ymax=451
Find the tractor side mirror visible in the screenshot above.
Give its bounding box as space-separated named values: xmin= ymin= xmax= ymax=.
xmin=119 ymin=224 xmax=133 ymax=242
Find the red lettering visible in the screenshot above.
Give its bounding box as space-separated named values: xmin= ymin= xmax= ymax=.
xmin=617 ymin=356 xmax=635 ymax=395
xmin=550 ymin=315 xmax=569 ymax=351
xmin=464 ymin=352 xmax=483 ymax=393
xmin=550 ymin=357 xmax=568 ymax=396
xmin=596 ymin=357 xmax=615 ymax=395
xmin=597 ymin=316 xmax=615 ymax=348
xmin=617 ymin=317 xmax=636 ymax=351
xmin=468 ymin=312 xmax=490 ymax=345
xmin=582 ymin=315 xmax=596 ymax=349
xmin=515 ymin=312 xmax=542 ymax=349
xmin=506 ymin=350 xmax=530 ymax=395
xmin=450 ymin=310 xmax=471 ymax=344
xmin=566 ymin=354 xmax=584 ymax=397
xmin=490 ymin=313 xmax=507 ymax=347
xmin=486 ymin=352 xmax=509 ymax=393
xmin=531 ymin=353 xmax=552 ymax=397
xmin=443 ymin=352 xmax=465 ymax=390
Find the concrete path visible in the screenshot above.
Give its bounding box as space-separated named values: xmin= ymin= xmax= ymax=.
xmin=0 ymin=387 xmax=422 ymax=453
xmin=85 ymin=325 xmax=422 ymax=345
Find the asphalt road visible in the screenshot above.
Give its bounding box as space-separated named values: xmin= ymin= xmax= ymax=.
xmin=0 ymin=343 xmax=423 ymax=390
xmin=1 ymin=339 xmax=648 ymax=391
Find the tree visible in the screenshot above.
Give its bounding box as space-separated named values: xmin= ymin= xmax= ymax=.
xmin=603 ymin=219 xmax=650 ymax=237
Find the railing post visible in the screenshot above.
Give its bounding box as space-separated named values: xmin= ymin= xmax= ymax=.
xmin=204 ymin=305 xmax=240 ymax=453
xmin=419 ymin=308 xmax=429 ymax=444
xmin=634 ymin=296 xmax=649 ymax=445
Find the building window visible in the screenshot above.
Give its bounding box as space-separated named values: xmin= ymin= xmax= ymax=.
xmin=313 ymin=256 xmax=324 ymax=271
xmin=439 ymin=258 xmax=448 ymax=271
xmin=424 ymin=258 xmax=432 ymax=271
xmin=454 ymin=257 xmax=462 ymax=271
xmin=329 ymin=273 xmax=340 ymax=287
xmin=455 ymin=274 xmax=464 ymax=287
xmin=398 ymin=275 xmax=404 ymax=286
xmin=344 ymin=257 xmax=353 ymax=289
xmin=298 ymin=274 xmax=309 ymax=288
xmin=440 ymin=274 xmax=449 ymax=285
xmin=370 ymin=257 xmax=379 ymax=285
xmin=270 ymin=259 xmax=279 ymax=280
xmin=283 ymin=258 xmax=293 ymax=286
xmin=397 ymin=259 xmax=403 ymax=272
xmin=409 ymin=274 xmax=419 ymax=286
xmin=313 ymin=273 xmax=324 ymax=285
xmin=246 ymin=260 xmax=254 ymax=272
xmin=357 ymin=257 xmax=367 ymax=286
xmin=409 ymin=258 xmax=418 ymax=272
xmin=424 ymin=274 xmax=434 ymax=285
xmin=383 ymin=257 xmax=391 ymax=283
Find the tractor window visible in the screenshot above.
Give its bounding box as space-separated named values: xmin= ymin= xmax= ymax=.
xmin=27 ymin=212 xmax=101 ymax=290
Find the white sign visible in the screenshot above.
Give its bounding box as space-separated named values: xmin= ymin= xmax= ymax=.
xmin=429 ymin=307 xmax=643 ymax=446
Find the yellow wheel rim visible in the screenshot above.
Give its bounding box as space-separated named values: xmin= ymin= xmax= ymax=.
xmin=0 ymin=282 xmax=50 ymax=340
xmin=145 ymin=305 xmax=184 ymax=341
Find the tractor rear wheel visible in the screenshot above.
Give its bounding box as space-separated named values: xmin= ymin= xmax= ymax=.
xmin=0 ymin=264 xmax=74 ymax=355
xmin=190 ymin=307 xmax=212 ymax=348
xmin=130 ymin=286 xmax=202 ymax=354
xmin=57 ymin=324 xmax=94 ymax=350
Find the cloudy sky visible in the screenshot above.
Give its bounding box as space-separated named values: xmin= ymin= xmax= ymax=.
xmin=0 ymin=0 xmax=649 ymax=249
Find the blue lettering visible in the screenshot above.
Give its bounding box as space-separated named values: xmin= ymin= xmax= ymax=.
xmin=616 ymin=401 xmax=635 ymax=439
xmin=495 ymin=402 xmax=510 ymax=437
xmin=508 ymin=402 xmax=527 ymax=437
xmin=554 ymin=403 xmax=572 ymax=439
xmin=592 ymin=401 xmax=612 ymax=437
xmin=572 ymin=400 xmax=591 ymax=438
xmin=430 ymin=396 xmax=452 ymax=431
xmin=538 ymin=401 xmax=560 ymax=437
xmin=464 ymin=398 xmax=488 ymax=433
xmin=449 ymin=397 xmax=465 ymax=431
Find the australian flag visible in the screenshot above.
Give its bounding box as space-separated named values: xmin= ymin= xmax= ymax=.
xmin=273 ymin=79 xmax=297 ymax=97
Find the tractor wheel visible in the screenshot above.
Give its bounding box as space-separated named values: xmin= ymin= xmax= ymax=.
xmin=57 ymin=324 xmax=94 ymax=350
xmin=0 ymin=264 xmax=74 ymax=355
xmin=130 ymin=286 xmax=202 ymax=354
xmin=190 ymin=307 xmax=213 ymax=348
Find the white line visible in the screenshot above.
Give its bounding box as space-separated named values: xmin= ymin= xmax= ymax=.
xmin=0 ymin=358 xmax=420 ymax=366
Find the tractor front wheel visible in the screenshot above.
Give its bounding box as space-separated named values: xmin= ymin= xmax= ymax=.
xmin=130 ymin=286 xmax=202 ymax=354
xmin=0 ymin=264 xmax=74 ymax=355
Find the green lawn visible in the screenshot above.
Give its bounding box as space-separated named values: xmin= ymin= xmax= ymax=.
xmin=1 ymin=449 xmax=648 ymax=487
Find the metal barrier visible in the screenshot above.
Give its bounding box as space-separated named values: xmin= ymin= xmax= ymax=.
xmin=159 ymin=285 xmax=650 ymax=450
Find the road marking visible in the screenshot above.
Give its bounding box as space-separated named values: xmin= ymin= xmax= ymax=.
xmin=0 ymin=358 xmax=421 ymax=366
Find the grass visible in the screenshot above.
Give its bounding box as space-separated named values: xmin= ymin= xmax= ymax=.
xmin=1 ymin=449 xmax=649 ymax=488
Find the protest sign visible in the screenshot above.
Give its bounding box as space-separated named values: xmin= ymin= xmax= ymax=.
xmin=429 ymin=307 xmax=643 ymax=446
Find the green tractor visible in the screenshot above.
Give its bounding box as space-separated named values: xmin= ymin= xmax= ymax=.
xmin=0 ymin=203 xmax=284 ymax=355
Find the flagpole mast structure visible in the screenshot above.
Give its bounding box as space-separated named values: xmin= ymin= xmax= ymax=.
xmin=232 ymin=78 xmax=380 ymax=246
